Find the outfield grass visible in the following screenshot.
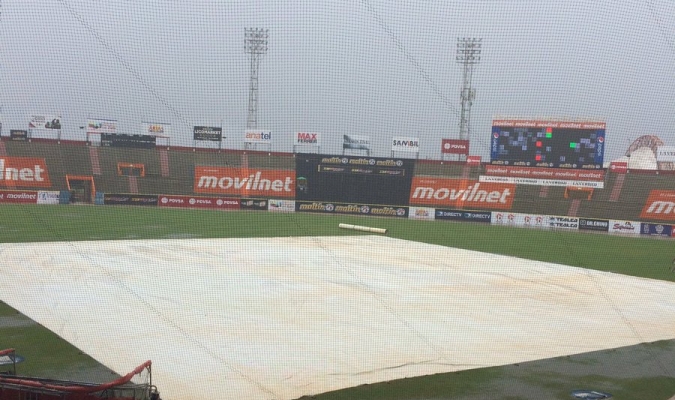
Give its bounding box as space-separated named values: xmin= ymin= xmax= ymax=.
xmin=1 ymin=204 xmax=674 ymax=399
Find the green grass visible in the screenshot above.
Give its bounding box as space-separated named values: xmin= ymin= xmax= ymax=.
xmin=1 ymin=204 xmax=675 ymax=399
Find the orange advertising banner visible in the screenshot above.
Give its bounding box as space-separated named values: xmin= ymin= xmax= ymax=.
xmin=640 ymin=190 xmax=675 ymax=221
xmin=409 ymin=177 xmax=516 ymax=210
xmin=0 ymin=157 xmax=51 ymax=187
xmin=194 ymin=167 xmax=295 ymax=198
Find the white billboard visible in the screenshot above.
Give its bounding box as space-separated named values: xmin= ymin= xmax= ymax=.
xmin=608 ymin=220 xmax=641 ymax=235
xmin=343 ymin=134 xmax=370 ymax=150
xmin=29 ymin=115 xmax=61 ymax=130
xmin=87 ymin=118 xmax=117 ymax=134
xmin=392 ymin=137 xmax=420 ymax=153
xmin=142 ymin=122 xmax=171 ymax=136
xmin=656 ymin=146 xmax=675 ymax=162
xmin=245 ymin=130 xmax=272 ymax=144
xmin=295 ymin=132 xmax=320 ymax=146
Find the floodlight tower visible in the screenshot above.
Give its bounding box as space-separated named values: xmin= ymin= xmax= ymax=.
xmin=244 ymin=28 xmax=269 ymax=130
xmin=456 ymin=37 xmax=482 ymax=142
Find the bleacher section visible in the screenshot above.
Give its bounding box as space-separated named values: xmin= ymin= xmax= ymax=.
xmin=4 ymin=140 xmax=675 ymax=222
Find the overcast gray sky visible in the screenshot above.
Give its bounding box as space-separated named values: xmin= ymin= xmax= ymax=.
xmin=1 ymin=0 xmax=674 ymax=160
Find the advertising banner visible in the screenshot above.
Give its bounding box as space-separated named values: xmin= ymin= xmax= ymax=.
xmin=466 ymin=155 xmax=482 ymax=166
xmin=0 ymin=190 xmax=38 ymax=203
xmin=101 ymin=133 xmax=156 ymax=149
xmin=491 ymin=212 xmax=547 ymax=228
xmin=142 ymin=122 xmax=170 ymax=136
xmin=37 ymin=191 xmax=60 ymax=205
xmin=608 ymin=220 xmax=641 ymax=235
xmin=87 ymin=119 xmax=117 ymax=134
xmin=244 ymin=130 xmax=272 ymax=144
xmin=436 ymin=209 xmax=492 ymax=223
xmin=158 ymin=195 xmax=239 ymax=210
xmin=578 ymin=218 xmax=609 ymax=232
xmin=29 ymin=115 xmax=61 ymax=130
xmin=240 ymin=198 xmax=268 ymax=210
xmin=10 ymin=130 xmax=28 ymax=141
xmin=545 ymin=216 xmax=579 ymax=229
xmin=410 ymin=177 xmax=515 ymax=210
xmin=609 ymin=161 xmax=628 ymax=174
xmin=480 ymin=165 xmax=605 ymax=188
xmin=295 ymin=201 xmax=409 ymax=218
xmin=103 ymin=194 xmax=158 ymax=206
xmin=441 ymin=139 xmax=469 ymax=155
xmin=195 ymin=167 xmax=295 ymax=198
xmin=343 ymin=134 xmax=370 ymax=151
xmin=641 ymin=223 xmax=672 ymax=237
xmin=409 ymin=207 xmax=435 ymax=220
xmin=0 ymin=157 xmax=51 ymax=187
xmin=392 ymin=137 xmax=420 ymax=153
xmin=296 ymin=132 xmax=320 ymax=146
xmin=640 ymin=190 xmax=675 ymax=221
xmin=193 ymin=126 xmax=222 ymax=142
xmin=268 ymin=199 xmax=296 ymax=213
xmin=656 ymin=146 xmax=675 ymax=162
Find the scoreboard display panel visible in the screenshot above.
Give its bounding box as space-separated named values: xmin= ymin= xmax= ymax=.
xmin=490 ymin=120 xmax=606 ymax=169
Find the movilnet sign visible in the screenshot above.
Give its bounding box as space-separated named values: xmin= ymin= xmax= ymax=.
xmin=245 ymin=130 xmax=272 ymax=144
xmin=87 ymin=118 xmax=117 ymax=134
xmin=194 ymin=167 xmax=295 ymax=198
xmin=609 ymin=161 xmax=628 ymax=174
xmin=481 ymin=165 xmax=605 ymax=188
xmin=392 ymin=137 xmax=420 ymax=153
xmin=409 ymin=177 xmax=515 ymax=210
xmin=159 ymin=195 xmax=239 ymax=210
xmin=640 ymin=190 xmax=675 ymax=221
xmin=441 ymin=139 xmax=469 ymax=155
xmin=343 ymin=134 xmax=370 ymax=150
xmin=29 ymin=115 xmax=61 ymax=130
xmin=193 ymin=126 xmax=222 ymax=142
xmin=0 ymin=157 xmax=51 ymax=187
xmin=0 ymin=190 xmax=38 ymax=203
xmin=492 ymin=120 xmax=606 ymax=129
xmin=296 ymin=132 xmax=320 ymax=145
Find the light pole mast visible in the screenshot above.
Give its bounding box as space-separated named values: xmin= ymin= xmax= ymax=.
xmin=244 ymin=28 xmax=269 ymax=131
xmin=456 ymin=38 xmax=482 ymax=143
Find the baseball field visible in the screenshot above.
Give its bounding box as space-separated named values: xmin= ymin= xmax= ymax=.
xmin=1 ymin=204 xmax=675 ymax=399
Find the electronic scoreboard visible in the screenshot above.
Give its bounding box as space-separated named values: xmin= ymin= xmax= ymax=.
xmin=490 ymin=120 xmax=606 ymax=169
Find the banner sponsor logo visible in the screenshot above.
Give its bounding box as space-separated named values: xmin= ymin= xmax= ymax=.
xmin=158 ymin=195 xmax=239 ymax=210
xmin=10 ymin=130 xmax=28 ymax=141
xmin=103 ymin=194 xmax=158 ymax=206
xmin=101 ymin=133 xmax=156 ymax=149
xmin=410 ymin=178 xmax=515 ymax=210
xmin=491 ymin=212 xmax=547 ymax=227
xmin=466 ymin=155 xmax=482 ymax=166
xmin=608 ymin=220 xmax=640 ymax=235
xmin=87 ymin=119 xmax=117 ymax=134
xmin=245 ymin=130 xmax=272 ymax=144
xmin=546 ymin=216 xmax=579 ymax=229
xmin=492 ymin=120 xmax=606 ymax=129
xmin=392 ymin=137 xmax=420 ymax=152
xmin=296 ymin=201 xmax=408 ymax=217
xmin=296 ymin=132 xmax=320 ymax=145
xmin=481 ymin=165 xmax=605 ymax=188
xmin=240 ymin=198 xmax=268 ymax=210
xmin=641 ymin=223 xmax=672 ymax=237
xmin=437 ymin=209 xmax=491 ymax=223
xmin=609 ymin=161 xmax=628 ymax=174
xmin=656 ymin=146 xmax=675 ymax=162
xmin=480 ymin=175 xmax=604 ymax=188
xmin=268 ymin=199 xmax=296 ymax=213
xmin=0 ymin=157 xmax=51 ymax=187
xmin=579 ymin=218 xmax=609 ymax=232
xmin=441 ymin=139 xmax=469 ymax=155
xmin=640 ymin=190 xmax=675 ymax=221
xmin=409 ymin=207 xmax=435 ymax=220
xmin=195 ymin=167 xmax=295 ymax=197
xmin=142 ymin=122 xmax=170 ymax=136
xmin=343 ymin=134 xmax=370 ymax=150
xmin=193 ymin=126 xmax=222 ymax=142
xmin=29 ymin=115 xmax=61 ymax=130
xmin=0 ymin=190 xmax=38 ymax=203
xmin=37 ymin=191 xmax=60 ymax=205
